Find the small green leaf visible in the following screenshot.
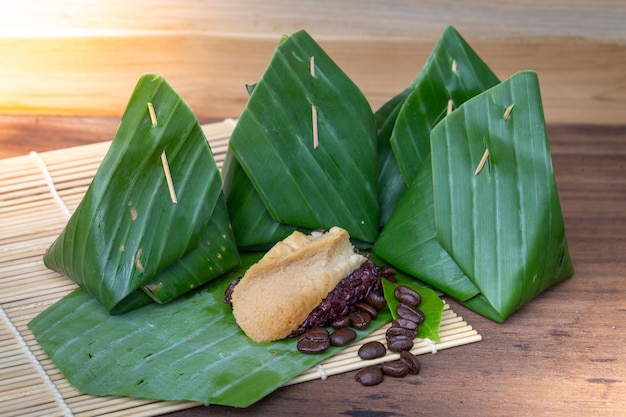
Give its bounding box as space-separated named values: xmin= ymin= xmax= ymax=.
xmin=381 ymin=275 xmax=443 ymax=342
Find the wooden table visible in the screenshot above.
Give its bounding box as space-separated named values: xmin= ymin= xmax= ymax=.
xmin=1 ymin=115 xmax=625 ymax=416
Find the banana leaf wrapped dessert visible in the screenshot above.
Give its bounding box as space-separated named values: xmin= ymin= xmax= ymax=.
xmin=374 ymin=71 xmax=574 ymax=321
xmin=223 ymin=30 xmax=379 ymax=249
xmin=42 ymin=74 xmax=240 ymax=314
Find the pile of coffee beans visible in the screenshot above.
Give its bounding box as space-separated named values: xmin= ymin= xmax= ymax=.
xmin=297 ymin=283 xmax=425 ymax=387
xmin=354 ymin=285 xmax=424 ymax=386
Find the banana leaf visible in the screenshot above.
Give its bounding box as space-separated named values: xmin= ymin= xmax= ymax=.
xmin=28 ymin=252 xmax=443 ymax=407
xmin=389 ymin=26 xmax=500 ymax=185
xmin=43 ymin=74 xmax=240 ymax=314
xmin=380 ymin=277 xmax=444 ymax=342
xmin=222 ymin=141 xmax=299 ymax=250
xmin=376 ymin=94 xmax=410 ymax=226
xmin=225 ymin=30 xmax=379 ymax=246
xmin=376 ymin=26 xmax=500 ymax=226
xmin=373 ymin=157 xmax=481 ymax=302
xmin=374 ymin=71 xmax=573 ymax=322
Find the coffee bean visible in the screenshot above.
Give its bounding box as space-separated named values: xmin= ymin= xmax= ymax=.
xmin=386 ymin=326 xmax=416 ymax=339
xmin=365 ymin=292 xmax=387 ymax=310
xmin=394 ymin=285 xmax=422 ymax=307
xmin=331 ymin=315 xmax=351 ymax=329
xmin=356 ymin=302 xmax=378 ymax=319
xmin=387 ymin=335 xmax=414 ymax=353
xmin=381 ymin=360 xmax=410 ymax=377
xmin=329 ymin=327 xmax=357 ymax=346
xmin=358 ymin=341 xmax=387 ymax=360
xmin=396 ymin=303 xmax=425 ymax=325
xmin=297 ymin=327 xmax=330 ymax=354
xmin=349 ymin=310 xmax=372 ymax=330
xmin=400 ymin=351 xmax=421 ymax=374
xmin=382 ymin=267 xmax=397 ymax=282
xmin=355 ymin=365 xmax=384 ymax=386
xmin=392 ymin=318 xmax=418 ymax=332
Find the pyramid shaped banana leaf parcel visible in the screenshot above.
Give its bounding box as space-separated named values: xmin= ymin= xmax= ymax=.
xmin=223 ymin=30 xmax=379 ymax=248
xmin=42 ymin=74 xmax=240 ymax=314
xmin=374 ymin=71 xmax=574 ymax=322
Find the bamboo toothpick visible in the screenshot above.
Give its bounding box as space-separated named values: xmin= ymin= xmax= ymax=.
xmin=310 ymin=56 xmax=319 ymax=149
xmin=447 ymin=99 xmax=454 ymax=115
xmin=475 ymin=148 xmax=490 ymax=175
xmin=148 ymin=102 xmax=178 ymax=204
xmin=311 ymin=105 xmax=319 ymax=149
xmin=147 ymin=102 xmax=157 ymax=126
xmin=504 ymin=103 xmax=515 ymax=120
xmin=160 ymin=151 xmax=178 ymax=203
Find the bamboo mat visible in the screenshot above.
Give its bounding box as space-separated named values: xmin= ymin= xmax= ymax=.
xmin=0 ymin=120 xmax=482 ymax=417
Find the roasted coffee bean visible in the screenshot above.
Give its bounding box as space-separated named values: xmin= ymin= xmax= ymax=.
xmin=297 ymin=327 xmax=330 ymax=354
xmin=396 ymin=303 xmax=425 ymax=325
xmin=381 ymin=360 xmax=410 ymax=377
xmin=355 ymin=365 xmax=384 ymax=386
xmin=356 ymin=302 xmax=378 ymax=319
xmin=392 ymin=318 xmax=418 ymax=332
xmin=382 ymin=267 xmax=397 ymax=282
xmin=387 ymin=335 xmax=414 ymax=352
xmin=386 ymin=326 xmax=416 ymax=339
xmin=331 ymin=315 xmax=351 ymax=329
xmin=393 ymin=285 xmax=422 ymax=307
xmin=400 ymin=351 xmax=421 ymax=374
xmin=365 ymin=292 xmax=387 ymax=310
xmin=358 ymin=341 xmax=387 ymax=360
xmin=329 ymin=327 xmax=357 ymax=346
xmin=349 ymin=310 xmax=372 ymax=330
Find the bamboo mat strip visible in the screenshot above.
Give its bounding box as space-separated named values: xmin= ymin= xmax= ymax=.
xmin=0 ymin=120 xmax=481 ymax=416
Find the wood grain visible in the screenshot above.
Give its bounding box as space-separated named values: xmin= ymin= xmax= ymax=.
xmin=1 ymin=117 xmax=625 ymax=416
xmin=0 ymin=1 xmax=624 ymax=124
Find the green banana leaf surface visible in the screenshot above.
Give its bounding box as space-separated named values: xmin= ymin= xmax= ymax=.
xmin=375 ymin=71 xmax=573 ymax=321
xmin=376 ymin=26 xmax=500 ymax=225
xmin=29 ymin=252 xmax=443 ymax=407
xmin=374 ymin=157 xmax=481 ymax=302
xmin=42 ymin=74 xmax=240 ymax=314
xmin=225 ymin=30 xmax=379 ymax=246
xmin=222 ymin=147 xmax=299 ymax=250
xmin=389 ymin=26 xmax=500 ymax=185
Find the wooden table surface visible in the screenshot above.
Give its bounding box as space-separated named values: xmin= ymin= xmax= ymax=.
xmin=1 ymin=115 xmax=625 ymax=416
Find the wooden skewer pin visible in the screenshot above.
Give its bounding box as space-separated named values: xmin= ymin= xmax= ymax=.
xmin=147 ymin=102 xmax=178 ymax=204
xmin=310 ymin=56 xmax=319 ymax=149
xmin=503 ymin=103 xmax=515 ymax=120
xmin=474 ymin=149 xmax=490 ymax=176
